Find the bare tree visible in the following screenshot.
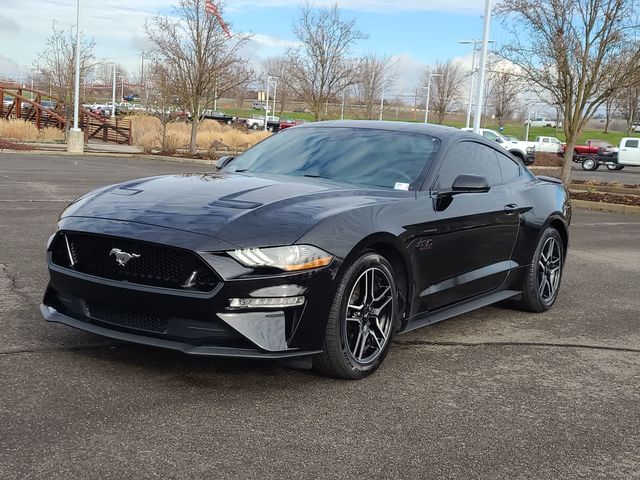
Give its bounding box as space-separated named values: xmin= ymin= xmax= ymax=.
xmin=497 ymin=0 xmax=640 ymax=183
xmin=352 ymin=54 xmax=395 ymax=120
xmin=487 ymin=69 xmax=522 ymax=126
xmin=262 ymin=56 xmax=292 ymax=115
xmin=146 ymin=0 xmax=253 ymax=153
xmin=146 ymin=61 xmax=184 ymax=152
xmin=615 ymin=83 xmax=640 ymax=134
xmin=287 ymin=4 xmax=366 ymax=121
xmin=426 ymin=60 xmax=464 ymax=124
xmin=36 ymin=22 xmax=96 ymax=118
xmin=94 ymin=63 xmax=128 ymax=86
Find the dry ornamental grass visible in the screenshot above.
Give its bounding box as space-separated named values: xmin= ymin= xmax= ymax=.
xmin=0 ymin=119 xmax=64 ymax=142
xmin=129 ymin=115 xmax=270 ymax=154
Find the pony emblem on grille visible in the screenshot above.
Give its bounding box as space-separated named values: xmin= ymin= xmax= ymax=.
xmin=109 ymin=248 xmax=141 ymax=267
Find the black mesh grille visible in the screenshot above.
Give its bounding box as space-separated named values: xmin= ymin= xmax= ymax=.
xmin=51 ymin=231 xmax=219 ymax=292
xmin=85 ymin=303 xmax=169 ymax=333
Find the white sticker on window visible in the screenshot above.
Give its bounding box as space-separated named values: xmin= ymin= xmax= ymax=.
xmin=394 ymin=182 xmax=410 ymax=191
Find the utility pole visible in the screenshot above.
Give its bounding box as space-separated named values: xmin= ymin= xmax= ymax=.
xmin=473 ymin=0 xmax=492 ymax=134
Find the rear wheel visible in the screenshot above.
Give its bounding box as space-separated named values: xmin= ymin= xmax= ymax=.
xmin=516 ymin=227 xmax=564 ymax=313
xmin=606 ymin=164 xmax=624 ymax=171
xmin=314 ymin=253 xmax=399 ymax=379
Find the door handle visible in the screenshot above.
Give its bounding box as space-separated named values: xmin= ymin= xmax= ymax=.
xmin=504 ymin=204 xmax=519 ymax=214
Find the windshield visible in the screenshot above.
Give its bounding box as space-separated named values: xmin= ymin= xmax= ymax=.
xmin=225 ymin=127 xmax=441 ymax=190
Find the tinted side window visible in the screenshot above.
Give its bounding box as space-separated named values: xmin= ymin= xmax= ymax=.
xmin=437 ymin=142 xmax=503 ymax=189
xmin=625 ymin=139 xmax=639 ymax=148
xmin=496 ymin=151 xmax=521 ymax=183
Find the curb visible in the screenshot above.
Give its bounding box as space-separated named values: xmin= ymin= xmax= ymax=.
xmin=0 ymin=149 xmax=216 ymax=166
xmin=570 ymin=184 xmax=639 ymax=195
xmin=572 ymin=199 xmax=640 ymax=215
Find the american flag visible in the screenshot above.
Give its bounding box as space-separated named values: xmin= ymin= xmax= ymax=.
xmin=205 ymin=0 xmax=232 ymax=39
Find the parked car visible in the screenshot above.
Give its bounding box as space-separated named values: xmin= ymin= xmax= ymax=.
xmin=200 ymin=110 xmax=235 ymax=124
xmin=42 ymin=121 xmax=570 ymax=379
xmin=525 ymin=117 xmax=562 ymax=128
xmin=252 ymin=101 xmax=269 ymax=110
xmin=631 ymin=124 xmax=640 ymax=133
xmin=124 ymin=94 xmax=140 ymax=102
xmin=278 ymin=118 xmax=306 ymax=131
xmin=559 ymin=139 xmax=619 ymax=171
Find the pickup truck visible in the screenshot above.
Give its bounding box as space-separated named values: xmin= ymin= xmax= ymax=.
xmin=243 ymin=115 xmax=279 ymax=131
xmin=525 ymin=117 xmax=562 ymax=128
xmin=199 ymin=110 xmax=235 ymax=124
xmin=461 ymin=128 xmax=534 ymax=164
xmin=558 ymin=139 xmax=618 ymax=171
xmin=571 ymin=137 xmax=640 ymax=171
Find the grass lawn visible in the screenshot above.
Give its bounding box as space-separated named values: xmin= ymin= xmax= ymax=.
xmin=220 ymin=106 xmax=640 ymax=146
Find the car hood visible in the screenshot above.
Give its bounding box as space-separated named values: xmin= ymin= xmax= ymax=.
xmin=61 ymin=172 xmax=405 ymax=248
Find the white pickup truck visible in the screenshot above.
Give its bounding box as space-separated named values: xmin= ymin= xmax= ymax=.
xmin=608 ymin=137 xmax=640 ymax=170
xmin=461 ymin=128 xmax=561 ymax=164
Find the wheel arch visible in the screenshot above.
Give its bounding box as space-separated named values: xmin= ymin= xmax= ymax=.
xmin=547 ymin=216 xmax=569 ymax=253
xmin=337 ymin=233 xmax=413 ymax=325
xmin=509 ymin=149 xmax=525 ymax=161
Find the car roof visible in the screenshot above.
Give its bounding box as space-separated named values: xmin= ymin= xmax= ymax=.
xmin=297 ymin=120 xmax=470 ymax=140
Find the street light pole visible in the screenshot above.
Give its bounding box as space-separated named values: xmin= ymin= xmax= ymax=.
xmin=264 ymin=76 xmax=271 ymax=131
xmin=424 ymin=73 xmax=443 ymax=124
xmin=111 ymin=63 xmax=116 ymax=118
xmin=379 ymin=78 xmax=385 ymax=121
xmin=67 ymin=0 xmax=84 ymax=153
xmin=272 ymin=80 xmax=277 ymax=118
xmin=72 ymin=0 xmax=81 ymax=131
xmin=473 ymin=0 xmax=492 ymax=134
xmin=459 ymin=39 xmax=494 ymax=129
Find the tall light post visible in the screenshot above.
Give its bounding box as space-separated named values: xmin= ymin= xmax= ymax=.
xmin=459 ymin=39 xmax=494 ymax=129
xmin=264 ymin=75 xmax=277 ymax=131
xmin=473 ymin=0 xmax=493 ymax=134
xmin=272 ymin=78 xmax=278 ymax=118
xmin=111 ymin=63 xmax=117 ymax=118
xmin=424 ymin=73 xmax=443 ymax=124
xmin=379 ymin=78 xmax=386 ymax=121
xmin=67 ymin=0 xmax=83 ymax=153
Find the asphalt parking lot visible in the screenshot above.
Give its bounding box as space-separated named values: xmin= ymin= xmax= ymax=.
xmin=1 ymin=153 xmax=639 ymax=479
xmin=571 ymin=163 xmax=640 ymax=184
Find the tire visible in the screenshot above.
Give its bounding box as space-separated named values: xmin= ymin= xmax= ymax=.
xmin=267 ymin=126 xmax=274 ymax=132
xmin=313 ymin=252 xmax=399 ymax=379
xmin=251 ymin=123 xmax=258 ymax=130
xmin=582 ymin=157 xmax=598 ymax=171
xmin=606 ymin=164 xmax=624 ymax=171
xmin=226 ymin=119 xmax=232 ymax=125
xmin=516 ymin=227 xmax=564 ymax=313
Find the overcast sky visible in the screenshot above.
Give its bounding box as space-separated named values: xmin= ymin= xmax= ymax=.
xmin=0 ymin=0 xmax=508 ymax=93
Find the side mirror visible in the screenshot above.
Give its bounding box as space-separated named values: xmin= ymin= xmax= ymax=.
xmin=495 ymin=137 xmax=504 ymax=143
xmin=215 ymin=155 xmax=234 ymax=169
xmin=451 ymin=174 xmax=490 ymax=194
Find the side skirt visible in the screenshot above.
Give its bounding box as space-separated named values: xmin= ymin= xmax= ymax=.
xmin=399 ymin=289 xmax=521 ymax=334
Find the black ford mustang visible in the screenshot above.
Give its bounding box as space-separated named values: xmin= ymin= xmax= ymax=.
xmin=42 ymin=121 xmax=571 ymax=379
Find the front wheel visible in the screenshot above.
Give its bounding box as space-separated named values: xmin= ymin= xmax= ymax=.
xmin=582 ymin=157 xmax=598 ymax=171
xmin=314 ymin=253 xmax=399 ymax=379
xmin=516 ymin=227 xmax=564 ymax=313
xmin=251 ymin=123 xmax=258 ymax=130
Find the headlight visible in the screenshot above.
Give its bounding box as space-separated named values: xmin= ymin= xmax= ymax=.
xmin=228 ymin=245 xmax=333 ymax=271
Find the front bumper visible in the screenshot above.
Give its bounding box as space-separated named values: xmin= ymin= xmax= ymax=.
xmin=41 ymin=304 xmax=320 ymax=358
xmin=42 ymin=226 xmax=339 ymax=358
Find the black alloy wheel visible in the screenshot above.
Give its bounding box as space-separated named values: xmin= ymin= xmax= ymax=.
xmin=314 ymin=252 xmax=399 ymax=379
